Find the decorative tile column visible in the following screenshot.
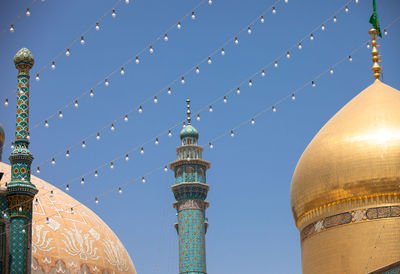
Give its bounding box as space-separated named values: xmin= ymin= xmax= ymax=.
xmin=170 ymin=100 xmax=210 ymax=274
xmin=7 ymin=48 xmax=38 ymax=274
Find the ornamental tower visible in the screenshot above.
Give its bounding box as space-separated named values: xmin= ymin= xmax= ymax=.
xmin=170 ymin=99 xmax=210 ymax=274
xmin=7 ymin=48 xmax=38 ymax=273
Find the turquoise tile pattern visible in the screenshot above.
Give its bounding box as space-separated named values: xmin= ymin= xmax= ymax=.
xmin=9 ymin=217 xmax=28 ymax=274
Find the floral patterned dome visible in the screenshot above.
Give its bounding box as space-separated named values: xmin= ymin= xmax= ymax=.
xmin=0 ymin=162 xmax=137 ymax=274
xmin=180 ymin=125 xmax=199 ymax=139
xmin=14 ymin=48 xmax=34 ymax=69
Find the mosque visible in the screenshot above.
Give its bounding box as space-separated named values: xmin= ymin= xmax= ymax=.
xmin=0 ymin=14 xmax=399 ymax=274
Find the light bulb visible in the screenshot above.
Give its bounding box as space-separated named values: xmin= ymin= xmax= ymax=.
xmin=191 ymin=11 xmax=195 ymax=20
xmin=312 ymin=80 xmax=316 ymax=87
xmin=355 ymin=0 xmax=358 ymax=3
xmin=209 ymin=105 xmax=213 ymax=112
xmin=10 ymin=25 xmax=14 ymax=33
xmin=247 ymin=27 xmax=252 ymax=34
xmin=138 ymin=105 xmax=143 ymax=114
xmin=154 ymin=96 xmax=158 ymax=104
xmin=90 ymin=89 xmax=94 ymax=97
xmin=298 ymin=43 xmax=302 ymax=50
xmin=208 ymin=0 xmax=212 ymax=4
xmin=345 ymin=5 xmax=349 ymax=13
xmin=260 ymin=16 xmax=264 ymax=23
xmin=105 ymin=79 xmax=109 ymax=86
xmin=96 ymin=22 xmax=100 ymax=31
xmin=177 ymin=22 xmax=181 ymax=29
xmin=37 ymin=167 xmax=40 ymax=174
xmin=272 ymin=106 xmax=276 ymax=112
xmin=135 ymin=56 xmax=140 ymax=64
xmin=333 ymin=16 xmax=337 ymax=23
xmin=234 ymin=37 xmax=239 ymax=45
xmin=111 ymin=124 xmax=115 ymax=131
xmin=66 ymin=184 xmax=69 ymax=191
xmin=168 ymin=130 xmax=172 ymax=137
xmin=384 ymin=29 xmax=388 ymax=36
xmin=181 ymin=77 xmax=185 ymax=84
xmin=155 ymin=137 xmax=159 ymax=145
xmin=51 ymin=157 xmax=55 ymax=165
xmin=249 ymin=80 xmax=252 ymax=87
xmin=291 ymin=93 xmax=295 ymax=100
xmin=168 ymin=87 xmax=172 ymax=95
xmin=110 ymin=162 xmax=114 ymax=169
xmin=96 ymin=132 xmax=100 ymax=140
xmin=164 ymin=165 xmax=168 ymax=172
xmin=19 ymin=206 xmax=22 ymax=213
xmin=197 ymin=114 xmax=200 ymax=121
xmin=251 ymin=118 xmax=255 ymax=125
xmin=142 ymin=177 xmax=146 ymax=183
xmin=11 ymin=143 xmax=14 ymax=150
xmin=274 ymin=61 xmax=278 ymax=68
xmin=237 ymin=87 xmax=240 ymax=95
xmin=125 ymin=0 xmax=129 ymax=4
xmin=66 ymin=150 xmax=70 ymax=158
xmin=121 ymin=67 xmax=125 ymax=75
xmin=261 ymin=70 xmax=265 ymax=77
xmin=124 ymin=114 xmax=128 ymax=122
xmin=26 ymin=8 xmax=30 ymax=16
xmin=95 ymin=197 xmax=99 ymax=204
xmin=82 ymin=141 xmax=86 ymax=148
xmin=125 ymin=154 xmax=129 ymax=161
xmin=223 ymin=96 xmax=227 ymax=103
xmin=73 ymin=100 xmax=78 ymax=108
xmin=66 ymin=48 xmax=70 ymax=56
xmin=58 ymin=111 xmax=63 ymax=118
xmin=45 ymin=217 xmax=49 ymax=224
xmin=34 ymin=198 xmax=38 ymax=206
xmin=208 ymin=57 xmax=212 ymax=64
xmin=81 ymin=177 xmax=85 ymax=185
xmin=209 ymin=142 xmax=213 ymax=149
xmin=4 ymin=98 xmax=8 ymax=107
xmin=366 ymin=42 xmax=370 ymax=49
xmin=286 ymin=51 xmax=290 ymax=58
xmin=310 ymin=33 xmax=314 ymax=40
xmin=221 ymin=48 xmax=225 ymax=55
xmin=349 ymin=55 xmax=352 ymax=62
xmin=71 ymin=208 xmax=74 ymax=214
xmin=36 ymin=73 xmax=40 ymax=81
xmin=81 ymin=36 xmax=85 ymax=45
xmin=95 ymin=170 xmax=98 ymax=178
xmin=196 ymin=66 xmax=200 ymax=74
xmin=141 ymin=146 xmax=144 ymax=154
xmin=51 ymin=61 xmax=56 ymax=70
xmin=119 ymin=187 xmax=123 ymax=194
xmin=285 ymin=0 xmax=288 ymax=2
xmin=272 ymin=7 xmax=276 ymax=14
xmin=164 ymin=33 xmax=168 ymax=41
xmin=330 ymin=68 xmax=334 ymax=74
xmin=45 ymin=120 xmax=49 ymax=128
xmin=321 ymin=24 xmax=325 ymax=31
xmin=112 ymin=9 xmax=116 ymax=18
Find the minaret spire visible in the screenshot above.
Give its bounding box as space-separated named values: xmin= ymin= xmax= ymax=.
xmin=7 ymin=48 xmax=38 ymax=273
xmin=368 ymin=28 xmax=382 ymax=80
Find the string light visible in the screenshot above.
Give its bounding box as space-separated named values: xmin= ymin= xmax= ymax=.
xmin=96 ymin=132 xmax=100 ymax=140
xmin=141 ymin=176 xmax=146 ymax=183
xmin=120 ymin=67 xmax=125 ymax=75
xmin=58 ymin=111 xmax=63 ymax=119
xmin=119 ymin=187 xmax=123 ymax=194
xmin=272 ymin=106 xmax=277 ymax=112
xmin=196 ymin=66 xmax=200 ymax=74
xmin=10 ymin=25 xmax=14 ymax=33
xmin=355 ymin=0 xmax=358 ymax=3
xmin=237 ymin=87 xmax=240 ymax=95
xmin=291 ymin=93 xmax=295 ymax=100
xmin=26 ymin=8 xmax=30 ymax=16
xmin=330 ymin=68 xmax=334 ymax=74
xmin=164 ymin=165 xmax=168 ymax=172
xmin=274 ymin=61 xmax=278 ymax=68
xmin=164 ymin=33 xmax=168 ymax=42
xmin=96 ymin=22 xmax=100 ymax=31
xmin=112 ymin=9 xmax=116 ymax=18
xmin=36 ymin=167 xmax=40 ymax=174
xmin=223 ymin=96 xmax=227 ymax=103
xmin=66 ymin=150 xmax=70 ymax=158
xmin=230 ymin=130 xmax=234 ymax=137
xmin=110 ymin=162 xmax=114 ymax=169
xmin=35 ymin=73 xmax=39 ymax=82
xmin=141 ymin=146 xmax=144 ymax=154
xmin=51 ymin=158 xmax=55 ymax=165
xmin=19 ymin=207 xmax=22 ymax=213
xmin=321 ymin=24 xmax=325 ymax=31
xmin=310 ymin=33 xmax=314 ymax=40
xmin=125 ymin=0 xmax=129 ymax=4
xmin=45 ymin=120 xmax=49 ymax=128
xmin=90 ymin=89 xmax=94 ymax=97
xmin=191 ymin=11 xmax=195 ymax=20
xmin=260 ymin=16 xmax=264 ymax=23
xmin=111 ymin=124 xmax=115 ymax=131
xmin=197 ymin=114 xmax=200 ymax=121
xmin=82 ymin=141 xmax=86 ymax=149
xmin=4 ymin=98 xmax=8 ymax=107
xmin=105 ymin=78 xmax=109 ymax=86
xmin=95 ymin=170 xmax=99 ymax=178
xmin=66 ymin=48 xmax=70 ymax=56
xmin=312 ymin=80 xmax=316 ymax=87
xmin=177 ymin=22 xmax=182 ymax=29
xmin=209 ymin=105 xmax=213 ymax=112
xmin=51 ymin=61 xmax=56 ymax=70
xmin=345 ymin=5 xmax=349 ymax=13
xmin=168 ymin=130 xmax=172 ymax=137
xmin=95 ymin=197 xmax=99 ymax=204
xmin=125 ymin=154 xmax=129 ymax=161
xmin=80 ymin=36 xmax=85 ymax=45
xmin=349 ymin=55 xmax=352 ymax=62
xmin=333 ymin=16 xmax=337 ymax=23
xmin=135 ymin=56 xmax=140 ymax=64
xmin=384 ymin=29 xmax=388 ymax=36
xmin=272 ymin=7 xmax=276 ymax=14
xmin=234 ymin=37 xmax=239 ymax=45
xmin=366 ymin=42 xmax=370 ymax=49
xmin=71 ymin=207 xmax=74 ymax=214
xmin=22 ymin=229 xmax=26 ymax=234
xmin=124 ymin=114 xmax=128 ymax=122
xmin=138 ymin=105 xmax=143 ymax=114
xmin=247 ymin=27 xmax=252 ymax=34
xmin=286 ymin=51 xmax=290 ymax=58
xmin=261 ymin=70 xmax=265 ymax=77
xmin=221 ymin=48 xmax=225 ymax=55
xmin=66 ymin=184 xmax=69 ymax=191
xmin=209 ymin=142 xmax=213 ymax=149
xmin=168 ymin=87 xmax=172 ymax=95
xmin=208 ymin=0 xmax=212 ymax=5
xmin=81 ymin=177 xmax=85 ymax=185
xmin=181 ymin=77 xmax=185 ymax=84
xmin=155 ymin=137 xmax=159 ymax=145
xmin=251 ymin=118 xmax=255 ymax=125
xmin=248 ymin=80 xmax=253 ymax=87
xmin=208 ymin=57 xmax=212 ymax=64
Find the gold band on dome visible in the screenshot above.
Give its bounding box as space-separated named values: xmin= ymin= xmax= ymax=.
xmin=296 ymin=192 xmax=400 ymax=229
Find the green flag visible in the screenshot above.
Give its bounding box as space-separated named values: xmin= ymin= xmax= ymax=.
xmin=369 ymin=0 xmax=382 ymax=37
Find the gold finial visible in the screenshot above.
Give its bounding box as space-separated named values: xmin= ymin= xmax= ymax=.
xmin=186 ymin=99 xmax=191 ymax=125
xmin=368 ymin=28 xmax=382 ymax=80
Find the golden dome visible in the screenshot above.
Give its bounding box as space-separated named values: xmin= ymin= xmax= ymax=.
xmin=291 ymin=79 xmax=400 ymax=227
xmin=0 ymin=162 xmax=137 ymax=274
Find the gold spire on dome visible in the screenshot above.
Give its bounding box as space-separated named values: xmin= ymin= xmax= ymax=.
xmin=368 ymin=28 xmax=382 ymax=80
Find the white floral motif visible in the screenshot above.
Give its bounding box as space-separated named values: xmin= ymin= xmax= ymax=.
xmin=103 ymin=239 xmax=130 ymax=271
xmin=32 ymin=225 xmax=56 ymax=253
xmin=61 ymin=224 xmax=100 ymax=261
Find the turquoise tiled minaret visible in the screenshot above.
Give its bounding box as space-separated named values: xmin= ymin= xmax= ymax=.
xmin=7 ymin=48 xmax=38 ymax=273
xmin=170 ymin=99 xmax=210 ymax=274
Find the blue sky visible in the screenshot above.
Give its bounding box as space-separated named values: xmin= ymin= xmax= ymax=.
xmin=1 ymin=0 xmax=399 ymax=273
